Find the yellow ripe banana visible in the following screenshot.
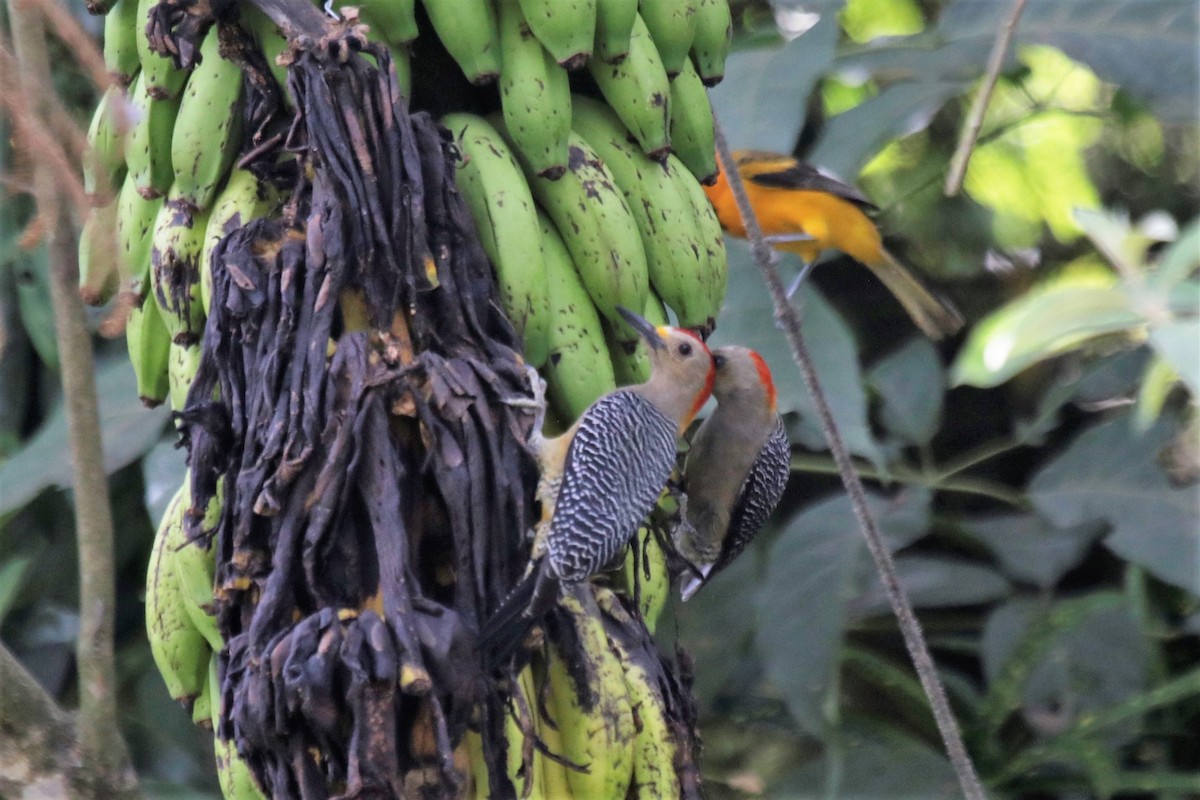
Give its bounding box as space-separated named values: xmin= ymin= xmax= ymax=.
xmin=344 ymin=0 xmax=419 ymax=45
xmin=200 ymin=168 xmax=279 ymax=317
xmin=690 ymin=0 xmax=732 ymax=85
xmin=594 ymin=0 xmax=638 ymax=63
xmin=440 ymin=113 xmax=551 ymax=366
xmin=150 ymin=201 xmax=210 ymax=345
xmin=116 ymin=173 xmax=165 ymax=300
xmin=127 ymin=72 xmax=182 ymax=200
xmin=535 ymin=210 xmax=617 ymax=423
xmin=667 ymin=58 xmax=717 ymax=183
xmin=586 ymin=14 xmax=671 ymax=160
xmin=78 ymin=200 xmax=122 ymax=307
xmin=84 ymin=84 xmax=132 ymax=199
xmin=496 ymin=0 xmax=571 ymax=179
xmin=146 ymin=485 xmax=210 ymax=709
xmin=547 ymin=592 xmax=636 ymax=798
xmin=126 ymin=294 xmax=173 ymax=406
xmin=638 ymin=0 xmax=697 ymax=78
xmin=135 ymin=0 xmax=186 ymax=99
xmin=169 ymin=27 xmax=244 ymax=214
xmin=668 ymin=151 xmax=726 ymax=326
xmin=621 ymin=525 xmax=671 ymax=633
xmin=419 ymin=0 xmax=501 ymax=85
xmin=210 ymin=656 xmax=267 ymax=800
xmin=104 ymin=0 xmax=140 ymax=87
xmin=604 ymin=290 xmax=666 ymax=386
xmin=516 ymin=0 xmax=595 ymax=68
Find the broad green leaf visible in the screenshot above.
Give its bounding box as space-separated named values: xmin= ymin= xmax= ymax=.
xmin=866 ymin=337 xmax=944 ymax=446
xmin=950 ymin=282 xmax=1142 ymax=388
xmin=1153 ymin=218 xmax=1200 ymax=288
xmin=711 ymin=242 xmax=882 ymax=462
xmin=850 ymin=556 xmax=1010 ymax=618
xmin=1029 ymin=415 xmax=1199 ymax=593
xmin=0 ymin=357 xmax=169 ymax=515
xmin=840 ymin=0 xmax=924 ymax=42
xmin=963 ymin=513 xmax=1106 ymax=589
xmin=1148 ymin=319 xmax=1199 ymax=395
xmin=1134 ymin=356 xmax=1181 ymax=431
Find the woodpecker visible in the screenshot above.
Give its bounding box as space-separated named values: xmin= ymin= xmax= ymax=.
xmin=479 ymin=307 xmax=715 ymax=666
xmin=677 ymin=345 xmax=790 ymax=600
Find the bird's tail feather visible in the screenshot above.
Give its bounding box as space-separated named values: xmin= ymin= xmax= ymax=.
xmin=870 ymin=249 xmax=964 ymax=340
xmin=478 ymin=568 xmax=558 ymax=670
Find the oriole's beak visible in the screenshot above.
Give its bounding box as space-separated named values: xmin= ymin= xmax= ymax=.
xmin=616 ymin=305 xmax=666 ymax=351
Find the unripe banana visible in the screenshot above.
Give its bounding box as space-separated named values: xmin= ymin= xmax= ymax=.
xmin=136 ymin=0 xmax=187 ymax=99
xmin=419 ymin=0 xmax=501 ymax=85
xmin=84 ymin=84 xmax=133 ymax=199
xmin=535 ymin=210 xmax=617 ymax=422
xmin=168 ymin=340 xmax=203 ymax=412
xmin=126 ymin=293 xmax=172 ymax=406
xmin=345 ymin=0 xmax=419 ymax=45
xmin=169 ymin=27 xmax=244 ymax=214
xmin=586 ymin=14 xmax=671 ymax=160
xmin=594 ymin=0 xmax=637 ymax=63
xmin=516 ymin=0 xmax=595 ymax=68
xmin=171 ymin=471 xmax=222 ymax=650
xmin=464 ymin=729 xmax=490 ymax=797
xmin=621 ymin=524 xmax=670 ymax=633
xmin=530 ymin=674 xmax=572 ymax=799
xmin=191 ymin=668 xmax=213 ymax=728
xmin=103 ymin=0 xmax=140 ymax=87
xmin=150 ymin=201 xmax=209 ymax=344
xmin=210 ymin=656 xmax=267 ymax=800
xmin=638 ymin=0 xmax=697 ymax=77
xmin=146 ymin=485 xmax=210 ymax=708
xmin=504 ymin=665 xmax=547 ymax=800
xmin=668 ymin=151 xmax=727 ymax=329
xmin=496 ymin=0 xmax=571 ymax=179
xmin=605 ymin=291 xmax=666 ymax=385
xmin=690 ymin=0 xmax=732 ymax=85
xmin=241 ymin=6 xmax=291 ymax=94
xmin=127 ymin=72 xmax=182 ymax=200
xmin=497 ymin=119 xmax=649 ymax=326
xmin=78 ymin=200 xmax=122 ymax=307
xmin=116 ymin=174 xmax=165 ymax=299
xmin=200 ymin=168 xmax=279 ymax=316
xmin=667 ymin=58 xmax=718 ymax=183
xmin=440 ymin=113 xmax=550 ymax=366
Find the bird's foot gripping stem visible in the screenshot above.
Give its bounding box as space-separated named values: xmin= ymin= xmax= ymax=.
xmin=501 ymin=363 xmax=548 ymax=455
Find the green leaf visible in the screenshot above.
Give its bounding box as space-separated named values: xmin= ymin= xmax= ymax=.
xmin=950 ymin=282 xmax=1142 ymax=388
xmin=1029 ymin=414 xmax=1199 ymax=593
xmin=851 ymin=556 xmax=1010 ymax=618
xmin=1148 ymin=319 xmax=1199 ymax=395
xmin=963 ymin=513 xmax=1106 ymax=589
xmin=1153 ymin=218 xmax=1199 ymax=288
xmin=13 ymin=244 xmax=59 ymax=369
xmin=0 ymin=552 xmax=36 ymax=625
xmin=1074 ymin=208 xmax=1152 ymax=272
xmin=866 ymin=337 xmax=944 ymax=446
xmin=712 ymin=242 xmax=882 ymax=462
xmin=0 ymin=357 xmax=170 ymax=515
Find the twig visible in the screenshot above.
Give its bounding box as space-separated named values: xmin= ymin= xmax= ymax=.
xmin=5 ymin=2 xmax=140 ymax=797
xmin=713 ymin=120 xmax=988 ymax=800
xmin=943 ymin=0 xmax=1028 ymax=197
xmin=25 ymin=0 xmax=112 ymax=90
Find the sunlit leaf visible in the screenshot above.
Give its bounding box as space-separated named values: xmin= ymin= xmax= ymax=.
xmin=1148 ymin=319 xmax=1199 ymax=395
xmin=963 ymin=513 xmax=1106 ymax=589
xmin=1134 ymin=356 xmax=1181 ymax=431
xmin=1153 ymin=218 xmax=1200 ymax=288
xmin=866 ymin=337 xmax=944 ymax=446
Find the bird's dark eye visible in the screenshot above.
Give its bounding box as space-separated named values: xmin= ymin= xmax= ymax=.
xmin=713 ymin=354 xmax=727 ymax=368
xmin=678 ymin=342 xmax=693 ymax=356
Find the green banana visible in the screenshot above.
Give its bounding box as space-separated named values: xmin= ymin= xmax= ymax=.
xmin=136 ymin=0 xmax=187 ymax=99
xmin=78 ymin=200 xmax=122 ymax=307
xmin=126 ymin=295 xmax=172 ymax=406
xmin=127 ymin=72 xmax=182 ymax=200
xmin=240 ymin=6 xmax=291 ymax=94
xmin=116 ymin=173 xmax=165 ymax=299
xmin=638 ymin=0 xmax=697 ymax=77
xmin=146 ymin=485 xmax=210 ymax=708
xmin=690 ymin=0 xmax=732 ymax=85
xmin=516 ymin=0 xmax=595 ymax=68
xmin=201 ymin=168 xmax=279 ymax=316
xmin=667 ymin=58 xmax=718 ymax=183
xmin=169 ymin=27 xmax=244 ymax=213
xmin=497 ymin=119 xmax=648 ymax=326
xmin=594 ymin=0 xmax=638 ymax=63
xmin=586 ymin=14 xmax=671 ymax=160
xmin=605 ymin=291 xmax=666 ymax=385
xmin=530 ymin=667 xmax=573 ymax=800
xmin=503 ymin=665 xmax=548 ymax=800
xmin=104 ymin=0 xmax=140 ymax=87
xmin=668 ymin=150 xmax=727 ymax=330
xmin=168 ymin=340 xmax=203 ymax=412
xmin=171 ymin=471 xmax=222 ymax=648
xmin=496 ymin=0 xmax=571 ymax=179
xmin=570 ymin=95 xmax=718 ymax=330
xmin=210 ymin=656 xmax=267 ymax=800
xmin=440 ymin=113 xmax=550 ymax=366
xmin=419 ymin=0 xmax=501 ymax=85
xmin=191 ymin=665 xmax=214 ymax=728
xmin=346 ymin=0 xmax=419 ymax=45
xmin=621 ymin=524 xmax=670 ymax=633
xmin=150 ymin=201 xmax=209 ymax=344
xmin=536 ymin=210 xmax=616 ymax=422
xmin=84 ymin=84 xmax=132 ymax=199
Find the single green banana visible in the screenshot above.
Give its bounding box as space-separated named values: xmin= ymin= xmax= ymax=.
xmin=136 ymin=0 xmax=187 ymax=99
xmin=345 ymin=0 xmax=419 ymax=45
xmin=531 ymin=669 xmax=573 ymax=799
xmin=621 ymin=523 xmax=670 ymax=633
xmin=536 ymin=210 xmax=616 ymax=422
xmin=604 ymin=291 xmax=666 ymax=385
xmin=116 ymin=173 xmax=165 ymax=299
xmin=84 ymin=84 xmax=132 ymax=199
xmin=200 ymin=168 xmax=279 ymax=316
xmin=210 ymin=656 xmax=267 ymax=800
xmin=419 ymin=0 xmax=501 ymax=85
xmin=667 ymin=58 xmax=717 ymax=183
xmin=690 ymin=0 xmax=731 ymax=85
xmin=516 ymin=0 xmax=595 ymax=68
xmin=570 ymin=95 xmax=718 ymax=329
xmin=191 ymin=664 xmax=214 ymax=728
xmin=497 ymin=118 xmax=648 ymax=325
xmin=78 ymin=200 xmax=122 ymax=307
xmin=240 ymin=6 xmax=290 ymax=94
xmin=503 ymin=665 xmax=549 ymax=800
xmin=103 ymin=0 xmax=140 ymax=87
xmin=594 ymin=0 xmax=637 ymax=63
xmin=586 ymin=14 xmax=671 ymax=160
xmin=668 ymin=151 xmax=726 ymax=331
xmin=168 ymin=340 xmax=203 ymax=412
xmin=171 ymin=471 xmax=222 ymax=648
xmin=496 ymin=0 xmax=571 ymax=179
xmin=126 ymin=295 xmax=172 ymax=406
xmin=127 ymin=72 xmax=182 ymax=200
xmin=440 ymin=113 xmax=550 ymax=366
xmin=169 ymin=27 xmax=244 ymax=213
xmin=146 ymin=485 xmax=211 ymax=708
xmin=638 ymin=0 xmax=697 ymax=77
xmin=150 ymin=201 xmax=209 ymax=344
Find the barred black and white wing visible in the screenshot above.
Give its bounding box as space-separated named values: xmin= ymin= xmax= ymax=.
xmin=710 ymin=416 xmax=790 ymax=575
xmin=547 ymin=391 xmax=678 ymax=583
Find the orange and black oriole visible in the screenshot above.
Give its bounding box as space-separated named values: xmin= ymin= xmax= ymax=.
xmin=704 ymin=150 xmax=964 ymax=340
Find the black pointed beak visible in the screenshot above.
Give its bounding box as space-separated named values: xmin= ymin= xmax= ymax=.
xmin=616 ymin=305 xmax=666 ymax=351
